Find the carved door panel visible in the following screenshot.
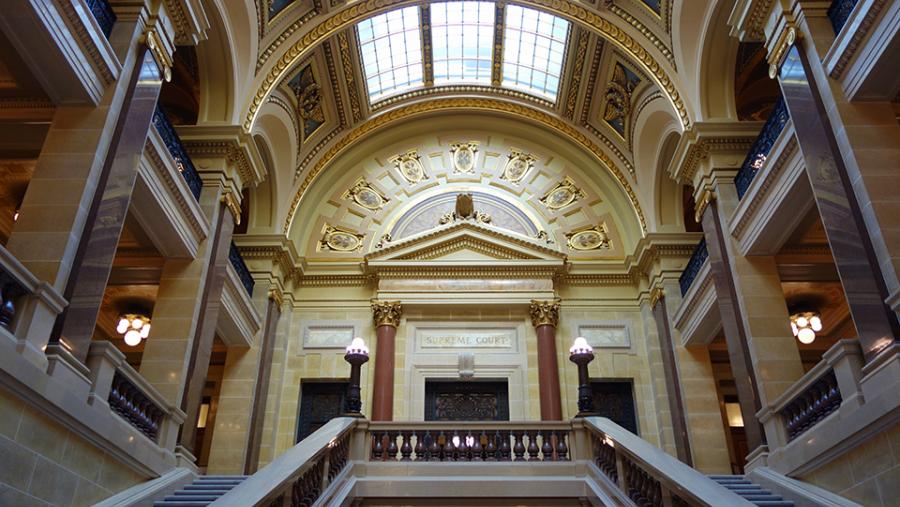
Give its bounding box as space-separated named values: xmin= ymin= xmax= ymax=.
xmin=591 ymin=380 xmax=638 ymax=435
xmin=296 ymin=381 xmax=348 ymax=442
xmin=424 ymin=380 xmax=510 ymax=421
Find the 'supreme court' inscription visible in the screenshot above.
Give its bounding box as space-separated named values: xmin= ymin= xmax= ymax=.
xmin=419 ymin=331 xmax=514 ymax=349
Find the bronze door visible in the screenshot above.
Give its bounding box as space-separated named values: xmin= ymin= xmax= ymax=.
xmin=424 ymin=379 xmax=510 ymax=421
xmin=296 ymin=381 xmax=348 ymax=442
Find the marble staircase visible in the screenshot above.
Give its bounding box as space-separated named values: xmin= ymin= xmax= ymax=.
xmin=152 ymin=476 xmax=248 ymax=507
xmin=709 ymin=475 xmax=795 ymax=507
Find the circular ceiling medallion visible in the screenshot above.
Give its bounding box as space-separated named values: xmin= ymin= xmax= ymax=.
xmin=453 ymin=145 xmax=476 ymax=173
xmin=326 ymin=231 xmax=361 ymax=251
xmin=569 ymin=229 xmax=605 ymax=251
xmin=546 ymin=187 xmax=576 ymax=209
xmin=503 ymin=156 xmax=530 ymax=182
xmin=401 ymin=158 xmax=425 ymax=183
xmin=354 ymin=187 xmax=383 ymax=210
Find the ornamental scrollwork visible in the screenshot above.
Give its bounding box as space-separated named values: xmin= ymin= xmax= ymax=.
xmin=372 ymin=300 xmax=403 ymax=328
xmin=529 ymin=299 xmax=561 ymax=328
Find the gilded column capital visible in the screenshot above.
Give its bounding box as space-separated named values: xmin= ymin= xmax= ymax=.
xmin=372 ymin=301 xmax=402 ymax=328
xmin=694 ymin=187 xmax=717 ymax=223
xmin=529 ymin=299 xmax=560 ymax=328
xmin=268 ymin=286 xmax=284 ymax=308
xmin=650 ymin=286 xmax=665 ymax=309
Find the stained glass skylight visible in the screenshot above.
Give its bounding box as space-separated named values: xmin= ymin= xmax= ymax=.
xmin=430 ymin=2 xmax=495 ymax=84
xmin=357 ymin=7 xmax=424 ymax=101
xmin=502 ymin=5 xmax=569 ymax=101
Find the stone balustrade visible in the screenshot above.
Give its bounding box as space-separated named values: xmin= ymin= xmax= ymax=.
xmin=86 ymin=341 xmax=185 ymax=451
xmin=583 ymin=417 xmax=754 ymax=506
xmin=367 ymin=421 xmax=571 ymax=462
xmin=759 ymin=339 xmax=865 ymax=451
xmin=0 ymin=243 xmax=67 ymax=368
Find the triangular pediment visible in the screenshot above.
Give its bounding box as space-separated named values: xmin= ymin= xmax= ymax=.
xmin=365 ymin=221 xmax=566 ymax=263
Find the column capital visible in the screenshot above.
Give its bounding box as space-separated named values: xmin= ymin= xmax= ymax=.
xmin=694 ymin=187 xmax=717 ymax=223
xmin=372 ymin=300 xmax=402 ymax=328
xmin=529 ymin=299 xmax=560 ymax=328
xmin=649 ymin=286 xmax=666 ymax=309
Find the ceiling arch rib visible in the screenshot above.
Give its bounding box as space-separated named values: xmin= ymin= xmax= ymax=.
xmin=242 ymin=0 xmax=690 ymax=134
xmin=280 ymin=97 xmax=648 ymax=238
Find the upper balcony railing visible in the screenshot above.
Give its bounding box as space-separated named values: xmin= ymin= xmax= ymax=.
xmin=86 ymin=0 xmax=117 ymax=39
xmin=229 ymin=242 xmax=254 ymax=297
xmin=152 ymin=106 xmax=203 ymax=200
xmin=679 ymin=238 xmax=708 ymax=296
xmin=828 ymin=0 xmax=860 ymax=35
xmin=735 ymin=97 xmax=790 ymax=199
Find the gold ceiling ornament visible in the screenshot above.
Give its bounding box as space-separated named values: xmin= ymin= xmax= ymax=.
xmin=372 ymin=300 xmax=403 ymax=328
xmin=767 ymin=26 xmax=799 ymax=79
xmin=500 ymin=150 xmax=537 ymax=183
xmin=529 ymin=299 xmax=561 ymax=328
xmin=343 ymin=178 xmax=389 ymax=210
xmin=244 ymin=0 xmax=689 ymax=133
xmin=540 ymin=177 xmax=586 ymax=210
xmin=694 ymin=187 xmax=716 ymax=224
xmin=375 ymin=233 xmax=392 ymax=249
xmin=566 ymin=224 xmax=612 ymax=251
xmin=391 ymin=150 xmax=428 ymax=184
xmin=450 ymin=142 xmax=479 ymax=174
xmin=283 ymin=98 xmax=647 ymax=235
xmin=319 ymin=224 xmax=365 ymax=252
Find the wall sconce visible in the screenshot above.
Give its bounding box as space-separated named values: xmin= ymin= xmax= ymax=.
xmin=569 ymin=336 xmax=596 ymax=416
xmin=343 ymin=337 xmax=370 ymax=416
xmin=116 ymin=314 xmax=151 ymax=347
xmin=790 ymin=311 xmax=822 ymax=345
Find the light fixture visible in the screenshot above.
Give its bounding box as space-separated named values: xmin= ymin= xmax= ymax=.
xmin=790 ymin=311 xmax=822 ymax=345
xmin=343 ymin=337 xmax=370 ymax=416
xmin=117 ymin=313 xmax=150 ymax=347
xmin=569 ymin=337 xmax=596 ymax=416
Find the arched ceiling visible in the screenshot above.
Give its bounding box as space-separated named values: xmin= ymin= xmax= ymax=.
xmin=190 ymin=0 xmax=741 ymax=243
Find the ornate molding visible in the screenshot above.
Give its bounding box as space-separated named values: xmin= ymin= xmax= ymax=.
xmin=529 ymin=299 xmax=561 ymax=328
xmin=283 ymin=98 xmax=647 ymax=235
xmin=221 ymin=188 xmax=242 ymax=224
xmin=564 ymin=28 xmax=590 ymax=120
xmin=370 ymin=84 xmax=555 ymax=110
xmin=243 ymin=0 xmax=690 ymax=133
xmin=372 ymin=300 xmax=402 ymax=327
xmin=673 ymin=136 xmax=756 ymax=184
xmin=336 ymin=31 xmax=362 ymax=123
xmin=268 ymin=285 xmax=285 ymax=307
xmin=649 ymin=285 xmax=665 ymax=308
xmin=828 ymin=0 xmax=888 ymax=79
xmin=145 ymin=26 xmax=174 ymax=82
xmin=694 ymin=187 xmax=716 ymax=223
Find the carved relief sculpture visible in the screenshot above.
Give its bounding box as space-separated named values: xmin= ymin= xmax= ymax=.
xmin=343 ymin=179 xmax=389 ymax=210
xmin=540 ymin=177 xmax=586 ymax=210
xmin=319 ymin=224 xmax=365 ymax=252
xmin=392 ymin=150 xmax=427 ymax=184
xmin=603 ymin=62 xmax=641 ymax=137
xmin=500 ymin=150 xmax=536 ymax=183
xmin=529 ymin=299 xmax=561 ymax=328
xmin=372 ymin=300 xmax=402 ymax=328
xmin=450 ymin=142 xmax=478 ymax=173
xmin=439 ymin=193 xmax=492 ymax=225
xmin=566 ymin=224 xmax=611 ymax=251
xmin=288 ymin=64 xmax=325 ymax=140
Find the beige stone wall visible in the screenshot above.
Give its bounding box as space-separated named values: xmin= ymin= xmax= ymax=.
xmin=799 ymin=421 xmax=900 ymax=507
xmin=0 ymin=388 xmax=146 ymax=506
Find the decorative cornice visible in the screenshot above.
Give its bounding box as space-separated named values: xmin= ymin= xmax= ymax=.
xmin=297 ymin=273 xmax=372 ymax=286
xmin=529 ymin=299 xmax=561 ymax=327
xmin=56 ymin=0 xmax=117 ymax=85
xmin=143 ymin=134 xmax=208 ymax=238
xmin=257 ymin=7 xmax=319 ymax=71
xmin=243 ymin=0 xmax=690 ymax=133
xmin=234 ymin=239 xmax=299 ymax=280
xmin=372 ymin=300 xmax=402 ymax=327
xmin=560 ymin=273 xmax=635 ymax=285
xmin=179 ymin=130 xmax=265 ymax=187
xmin=396 ymin=237 xmax=534 ymax=261
xmin=370 ymin=84 xmax=556 ymax=111
xmin=323 ymin=40 xmax=347 ymax=127
xmin=671 ymin=135 xmax=757 ymax=184
xmin=283 ymin=98 xmax=647 ymax=235
xmin=162 ymin=0 xmax=209 ymax=45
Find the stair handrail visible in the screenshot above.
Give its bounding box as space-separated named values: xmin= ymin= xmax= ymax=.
xmin=209 ymin=417 xmax=357 ymax=506
xmin=584 ymin=417 xmax=755 ymax=506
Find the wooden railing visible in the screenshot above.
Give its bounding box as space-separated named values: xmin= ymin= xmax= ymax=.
xmin=367 ymin=421 xmax=571 ymax=462
xmin=210 ymin=417 xmax=356 ymax=507
xmin=584 ymin=417 xmax=754 ymax=506
xmin=779 ymin=369 xmax=841 ymax=441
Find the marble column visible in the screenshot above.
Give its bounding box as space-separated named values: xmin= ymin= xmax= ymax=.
xmin=651 ymin=289 xmax=692 ymax=466
xmin=371 ymin=301 xmax=402 ymax=421
xmin=244 ymin=291 xmax=282 ymax=474
xmin=529 ymin=299 xmax=563 ymax=421
xmin=700 ymin=199 xmax=767 ymax=452
xmin=48 ymin=47 xmax=163 ymax=364
xmin=778 ymin=44 xmax=900 ymax=363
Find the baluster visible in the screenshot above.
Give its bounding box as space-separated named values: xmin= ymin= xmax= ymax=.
xmin=499 ymin=431 xmax=511 ymax=461
xmin=513 ymin=431 xmax=526 ymax=461
xmin=541 ymin=430 xmax=554 ymax=461
xmin=446 ymin=430 xmax=459 ymax=461
xmin=386 ymin=431 xmax=399 ymax=461
xmin=485 ymin=431 xmax=497 ymax=461
xmin=526 ymin=430 xmax=540 ymax=461
xmin=458 ymin=430 xmax=470 ymax=461
xmin=400 ymin=431 xmax=412 ymax=461
xmin=430 ymin=431 xmax=442 ymax=461
xmin=471 ymin=431 xmax=483 ymax=461
xmin=413 ymin=431 xmax=424 ymax=461
xmin=372 ymin=432 xmax=383 ymax=460
xmin=556 ymin=431 xmax=568 ymax=461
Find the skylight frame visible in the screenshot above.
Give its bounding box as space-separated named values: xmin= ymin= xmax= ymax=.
xmin=501 ymin=5 xmax=570 ymax=102
xmin=430 ymin=1 xmax=496 ymax=85
xmin=356 ymin=7 xmax=425 ymax=101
